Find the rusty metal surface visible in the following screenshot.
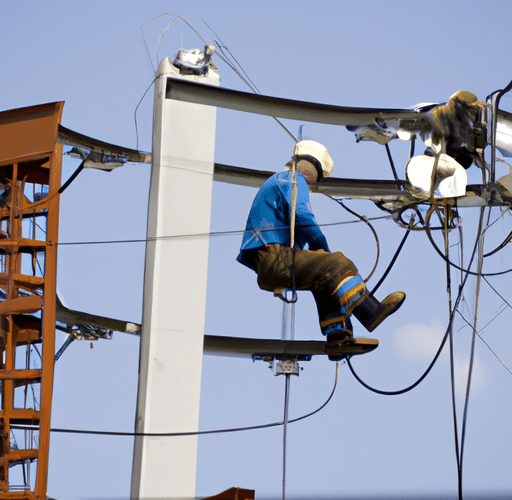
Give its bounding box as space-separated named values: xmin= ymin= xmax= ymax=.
xmin=0 ymin=102 xmax=63 ymax=165
xmin=200 ymin=486 xmax=256 ymax=500
xmin=0 ymin=102 xmax=63 ymax=499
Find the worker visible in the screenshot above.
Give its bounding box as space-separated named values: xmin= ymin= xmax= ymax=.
xmin=236 ymin=140 xmax=405 ymax=343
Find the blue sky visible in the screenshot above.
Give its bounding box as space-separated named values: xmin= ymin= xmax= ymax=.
xmin=3 ymin=1 xmax=512 ymax=499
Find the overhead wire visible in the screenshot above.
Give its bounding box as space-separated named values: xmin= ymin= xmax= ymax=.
xmin=455 ymin=307 xmax=512 ymax=378
xmin=423 ymin=203 xmax=512 ymax=277
xmin=327 ymin=196 xmax=380 ymax=284
xmin=345 ymin=197 xmax=484 ymax=399
xmin=134 ymin=76 xmax=157 ymax=152
xmin=480 ymin=275 xmax=512 ymax=330
xmin=54 ymin=216 xmax=391 ymax=247
xmin=11 ymin=361 xmax=340 ymax=438
xmin=421 ymin=194 xmax=491 ymax=500
xmin=346 ymin=187 xmax=509 ymax=500
xmin=347 ymin=320 xmax=449 ymax=396
xmin=385 ymin=143 xmax=401 ymax=189
xmin=457 ymin=206 xmax=486 ymax=500
xmin=53 ymin=21 xmax=512 ymax=498
xmin=370 ymin=228 xmax=410 ymax=296
xmin=482 ymin=205 xmax=512 ymax=258
xmin=444 ymin=203 xmax=462 ymax=496
xmin=202 ymin=20 xmax=297 ymax=143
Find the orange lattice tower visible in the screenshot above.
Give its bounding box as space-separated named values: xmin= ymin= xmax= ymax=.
xmin=0 ymin=102 xmax=63 ymax=499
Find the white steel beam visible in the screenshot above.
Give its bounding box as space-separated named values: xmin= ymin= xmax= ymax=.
xmin=131 ymin=54 xmax=220 ymax=500
xmin=165 ymin=77 xmax=426 ymax=126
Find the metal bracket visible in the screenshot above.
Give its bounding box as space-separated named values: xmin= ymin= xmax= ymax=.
xmin=274 ymin=358 xmax=300 ymax=376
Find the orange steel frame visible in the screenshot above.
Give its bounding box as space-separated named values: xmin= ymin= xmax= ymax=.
xmin=0 ymin=102 xmax=63 ymax=499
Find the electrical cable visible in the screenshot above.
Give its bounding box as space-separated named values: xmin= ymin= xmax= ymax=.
xmin=327 ymin=196 xmax=380 ymax=284
xmin=346 ymin=326 xmax=448 ymax=396
xmin=423 ymin=203 xmax=512 ymax=277
xmin=385 ymin=143 xmax=401 ymax=189
xmin=134 ymin=76 xmax=157 ymax=152
xmin=444 ymin=204 xmax=462 ymax=496
xmin=203 ymin=20 xmax=297 ymax=143
xmin=438 ymin=200 xmax=486 ymax=500
xmin=6 ymin=154 xmax=91 ymax=214
xmin=457 ymin=207 xmax=486 ymax=500
xmin=456 ymin=309 xmax=512 ymax=377
xmin=58 ymin=160 xmax=85 ymax=195
xmin=346 ymin=196 xmax=489 ymax=500
xmin=370 ymin=228 xmax=411 ymax=296
xmin=327 ymin=195 xmax=413 ymax=298
xmin=480 ymin=275 xmax=512 ymax=330
xmin=55 ymin=216 xmax=391 ymax=247
xmin=11 ymin=362 xmax=340 ymax=438
xmin=482 ymin=209 xmax=512 ymax=258
xmin=346 ymin=242 xmax=475 ymax=397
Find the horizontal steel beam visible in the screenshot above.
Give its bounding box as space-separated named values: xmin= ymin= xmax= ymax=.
xmin=165 ymin=78 xmax=425 ymax=127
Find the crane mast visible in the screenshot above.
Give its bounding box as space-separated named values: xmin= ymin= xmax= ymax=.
xmin=0 ymin=102 xmax=63 ymax=499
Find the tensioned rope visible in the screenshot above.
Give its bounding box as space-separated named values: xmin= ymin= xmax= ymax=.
xmin=281 ymin=156 xmax=299 ymax=500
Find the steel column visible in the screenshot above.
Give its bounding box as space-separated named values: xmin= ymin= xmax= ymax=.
xmin=131 ymin=55 xmax=219 ymax=499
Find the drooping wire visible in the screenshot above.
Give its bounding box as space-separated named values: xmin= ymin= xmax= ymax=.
xmin=327 ymin=196 xmax=380 ymax=284
xmin=347 ymin=319 xmax=449 ymax=396
xmin=11 ymin=362 xmax=340 ymax=438
xmin=346 ymin=255 xmax=474 ymax=397
xmin=346 ymin=203 xmax=481 ymax=398
xmin=423 ymin=204 xmax=512 ymax=277
xmin=327 ymin=196 xmax=413 ymax=296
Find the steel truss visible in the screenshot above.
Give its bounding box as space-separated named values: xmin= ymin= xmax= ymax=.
xmin=0 ymin=102 xmax=63 ymax=499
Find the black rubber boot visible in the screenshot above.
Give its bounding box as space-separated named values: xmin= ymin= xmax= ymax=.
xmin=352 ymin=292 xmax=405 ymax=332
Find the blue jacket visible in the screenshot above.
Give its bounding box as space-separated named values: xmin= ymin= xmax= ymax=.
xmin=237 ymin=170 xmax=330 ymax=270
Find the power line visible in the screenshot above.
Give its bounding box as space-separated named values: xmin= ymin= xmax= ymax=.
xmin=11 ymin=361 xmax=340 ymax=438
xmin=55 ymin=216 xmax=391 ymax=247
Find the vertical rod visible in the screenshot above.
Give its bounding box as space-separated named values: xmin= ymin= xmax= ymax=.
xmin=281 ymin=144 xmax=298 ymax=500
xmin=282 ymin=373 xmax=291 ymax=500
xmin=409 ymin=135 xmax=416 ymax=159
xmin=35 ymin=141 xmax=62 ymax=499
xmin=281 ymin=299 xmax=295 ymax=500
xmin=281 ymin=300 xmax=295 ymax=341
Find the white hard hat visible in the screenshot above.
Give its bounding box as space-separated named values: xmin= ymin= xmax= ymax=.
xmin=293 ymin=140 xmax=334 ymax=178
